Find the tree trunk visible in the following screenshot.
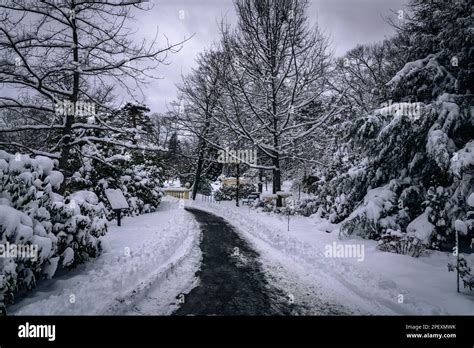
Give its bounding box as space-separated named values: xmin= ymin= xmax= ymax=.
xmin=235 ymin=162 xmax=240 ymax=207
xmin=272 ymin=131 xmax=282 ymax=206
xmin=58 ymin=114 xmax=74 ymax=194
xmin=270 ymin=44 xmax=282 ymax=206
xmin=58 ymin=5 xmax=79 ymax=195
xmin=272 ymin=157 xmax=282 ymax=207
xmin=258 ymin=168 xmax=263 ymax=193
xmin=191 ymin=139 xmax=205 ymax=200
xmin=191 ymin=103 xmax=211 ymax=200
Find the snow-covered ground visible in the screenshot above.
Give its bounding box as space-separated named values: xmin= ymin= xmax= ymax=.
xmin=7 ymin=192 xmax=473 ymax=315
xmin=188 ymin=197 xmax=474 ymax=315
xmin=9 ymin=197 xmax=201 ymax=315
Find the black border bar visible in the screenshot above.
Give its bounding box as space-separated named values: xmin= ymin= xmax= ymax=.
xmin=0 ymin=315 xmax=473 ymax=346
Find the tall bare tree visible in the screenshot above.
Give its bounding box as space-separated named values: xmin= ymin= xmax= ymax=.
xmin=217 ymin=0 xmax=334 ymax=206
xmin=175 ymin=48 xmax=227 ymax=200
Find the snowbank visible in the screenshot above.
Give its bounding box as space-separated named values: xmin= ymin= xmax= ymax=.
xmin=8 ymin=197 xmax=201 ymax=315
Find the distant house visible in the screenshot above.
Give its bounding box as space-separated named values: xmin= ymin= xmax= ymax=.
xmin=222 ymin=177 xmax=249 ymax=186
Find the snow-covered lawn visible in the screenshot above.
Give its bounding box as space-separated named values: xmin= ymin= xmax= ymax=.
xmin=189 ymin=198 xmax=474 ymax=315
xmin=8 ymin=197 xmax=201 ymax=315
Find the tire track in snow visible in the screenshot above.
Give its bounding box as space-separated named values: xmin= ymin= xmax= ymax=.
xmin=105 ymin=210 xmax=202 ymax=315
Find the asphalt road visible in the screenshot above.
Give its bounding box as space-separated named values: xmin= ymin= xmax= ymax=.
xmin=173 ymin=207 xmax=297 ymax=315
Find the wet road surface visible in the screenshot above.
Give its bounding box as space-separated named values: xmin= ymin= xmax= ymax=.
xmin=173 ymin=207 xmax=297 ymax=315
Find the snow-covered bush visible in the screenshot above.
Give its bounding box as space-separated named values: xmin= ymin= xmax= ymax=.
xmin=50 ymin=190 xmax=107 ymax=266
xmin=196 ymin=178 xmax=213 ymax=196
xmin=448 ymin=255 xmax=473 ymax=291
xmin=68 ymin=104 xmax=165 ymax=218
xmin=71 ymin=146 xmax=163 ymax=218
xmin=119 ymin=162 xmax=164 ymax=216
xmin=0 ymin=151 xmax=107 ymax=313
xmin=294 ymin=197 xmax=324 ymax=217
xmin=447 ymin=194 xmax=474 ymax=291
xmin=214 ymin=183 xmax=255 ymax=201
xmin=378 ymin=229 xmax=426 ymax=257
xmin=340 ymin=185 xmax=398 ymax=240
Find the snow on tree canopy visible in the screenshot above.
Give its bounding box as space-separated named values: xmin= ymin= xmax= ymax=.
xmin=61 ymin=247 xmax=75 ymax=267
xmin=104 ymin=189 xmax=129 ymax=210
xmin=34 ymin=156 xmax=55 ymax=176
xmin=454 ymin=220 xmax=468 ymax=236
xmin=468 ymin=193 xmax=474 ymax=208
xmin=348 ymin=186 xmax=396 ymax=223
xmin=450 ymin=140 xmax=474 ymax=177
xmin=0 ymin=205 xmax=33 ymax=239
xmin=427 ymin=128 xmax=451 ymax=171
xmin=406 ymin=209 xmax=435 ymax=244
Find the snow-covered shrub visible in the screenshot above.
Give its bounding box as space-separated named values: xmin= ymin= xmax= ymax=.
xmin=252 ymin=198 xmax=275 ymax=212
xmin=71 ymin=146 xmax=163 ymax=218
xmin=267 ymin=205 xmax=298 ymax=215
xmin=251 ymin=192 xmax=294 ymax=213
xmin=69 ymin=104 xmax=165 ymax=218
xmin=340 ymin=185 xmax=398 ymax=240
xmin=447 ymin=194 xmax=474 ymax=291
xmin=119 ymin=162 xmax=164 ymax=216
xmin=214 ymin=183 xmax=255 ymax=201
xmin=378 ymin=229 xmax=426 ymax=257
xmin=448 ymin=255 xmax=473 ymax=291
xmin=50 ymin=190 xmax=107 ymax=266
xmin=0 ymin=151 xmax=107 ymax=313
xmin=398 ymin=185 xmax=423 ymax=214
xmin=197 ymin=178 xmax=213 ymax=196
xmin=294 ymin=197 xmax=324 ymax=217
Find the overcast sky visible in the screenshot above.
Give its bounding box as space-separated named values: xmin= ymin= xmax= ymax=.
xmin=132 ymin=0 xmax=407 ymax=114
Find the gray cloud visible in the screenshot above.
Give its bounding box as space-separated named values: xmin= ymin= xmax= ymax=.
xmin=133 ymin=0 xmax=407 ymax=114
xmin=1 ymin=0 xmax=408 ymax=114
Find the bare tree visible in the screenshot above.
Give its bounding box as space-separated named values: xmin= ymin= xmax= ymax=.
xmin=0 ymin=0 xmax=187 ymax=192
xmin=331 ymin=40 xmax=405 ymax=115
xmin=217 ymin=0 xmax=334 ymax=206
xmin=175 ymin=48 xmax=227 ymax=200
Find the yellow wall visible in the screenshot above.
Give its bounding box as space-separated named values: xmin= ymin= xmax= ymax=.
xmin=223 ymin=178 xmax=248 ymax=186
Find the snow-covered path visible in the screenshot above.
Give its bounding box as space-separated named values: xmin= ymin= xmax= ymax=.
xmin=188 ymin=199 xmax=474 ymax=315
xmin=174 ymin=207 xmax=299 ymax=315
xmin=9 ymin=198 xmax=202 ymax=315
